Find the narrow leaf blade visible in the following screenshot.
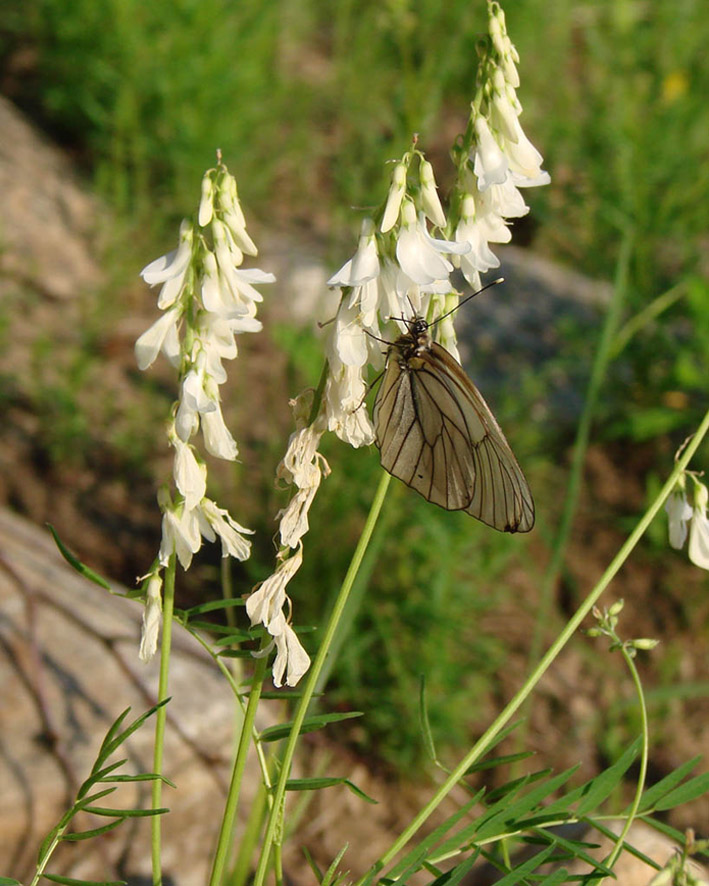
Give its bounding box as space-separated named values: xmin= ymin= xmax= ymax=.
xmin=48 ymin=525 xmax=112 ymax=589
xmin=576 ymin=738 xmax=641 ymax=816
xmin=260 ymin=711 xmax=363 ymax=742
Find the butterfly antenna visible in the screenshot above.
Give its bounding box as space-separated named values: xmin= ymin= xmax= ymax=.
xmin=429 ymin=277 xmax=504 ymax=327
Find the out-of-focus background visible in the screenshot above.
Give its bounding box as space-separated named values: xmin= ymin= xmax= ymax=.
xmin=1 ymin=0 xmax=708 ymax=878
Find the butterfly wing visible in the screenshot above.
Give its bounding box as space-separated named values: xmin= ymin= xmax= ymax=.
xmin=374 ymin=348 xmax=474 ymax=511
xmin=374 ymin=341 xmax=534 ymax=533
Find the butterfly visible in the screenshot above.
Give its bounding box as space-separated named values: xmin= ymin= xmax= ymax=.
xmin=373 ymin=315 xmax=534 ymax=533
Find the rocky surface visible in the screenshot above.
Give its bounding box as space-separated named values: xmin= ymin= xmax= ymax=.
xmin=0 ymin=506 xmax=273 ymax=884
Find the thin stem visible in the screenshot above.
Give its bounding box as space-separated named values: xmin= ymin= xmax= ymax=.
xmin=221 ymin=555 xmax=236 ymax=629
xmin=358 ymin=406 xmax=709 ymax=883
xmin=151 ymin=556 xmax=176 ymax=886
xmin=209 ymin=647 xmax=269 ymax=886
xmin=529 ymin=230 xmax=633 ymax=670
xmin=602 ymin=645 xmax=649 ymax=874
xmin=253 ymin=471 xmax=392 ymax=886
xmin=187 ymin=625 xmax=274 ymax=791
xmin=610 ymin=280 xmax=688 ymax=360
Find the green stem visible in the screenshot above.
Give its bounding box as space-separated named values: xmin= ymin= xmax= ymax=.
xmin=188 ymin=626 xmax=275 ymax=796
xmin=529 ymin=230 xmax=633 ymax=671
xmin=358 ymin=406 xmax=709 ymax=883
xmin=610 ymin=280 xmax=688 ymax=360
xmin=151 ymin=556 xmax=176 ymax=886
xmin=221 ymin=555 xmax=236 ymax=629
xmin=229 ymin=780 xmax=269 ymax=886
xmin=252 ymin=471 xmax=392 ymax=886
xmin=209 ymin=648 xmax=269 ymax=886
xmin=602 ymin=644 xmax=649 ymax=875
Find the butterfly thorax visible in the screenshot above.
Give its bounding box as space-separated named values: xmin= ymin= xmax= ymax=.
xmin=393 ymin=317 xmax=433 ymax=368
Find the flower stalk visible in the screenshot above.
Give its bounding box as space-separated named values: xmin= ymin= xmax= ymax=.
xmin=150 ymin=555 xmax=175 ymax=886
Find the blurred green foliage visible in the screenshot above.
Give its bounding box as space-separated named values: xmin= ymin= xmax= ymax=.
xmin=5 ymin=0 xmax=707 ymax=426
xmin=2 ymin=0 xmax=708 ymax=770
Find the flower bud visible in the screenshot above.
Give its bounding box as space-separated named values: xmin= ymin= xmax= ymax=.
xmin=198 ymin=174 xmax=215 ymax=227
xmin=381 ymin=162 xmax=407 ymax=232
xmin=419 ymin=159 xmax=446 ymax=228
xmin=632 ymin=638 xmax=660 ymax=651
xmin=608 ymin=598 xmax=625 ymax=617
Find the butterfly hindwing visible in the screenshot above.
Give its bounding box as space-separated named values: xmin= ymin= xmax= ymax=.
xmin=374 ymin=327 xmax=534 ymax=533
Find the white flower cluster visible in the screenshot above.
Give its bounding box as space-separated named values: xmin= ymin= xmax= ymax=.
xmin=453 ymin=0 xmax=550 ymax=291
xmin=324 ymin=160 xmax=470 ymax=450
xmin=135 ymin=163 xmax=275 ymax=660
xmin=666 ymin=475 xmax=709 ymax=570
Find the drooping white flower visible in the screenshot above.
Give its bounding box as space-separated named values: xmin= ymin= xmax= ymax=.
xmin=473 ymin=116 xmax=509 ymax=192
xmin=396 ymin=203 xmax=467 ymax=285
xmin=271 ymin=616 xmax=311 ymax=688
xmin=198 ymin=499 xmax=253 ymax=560
xmin=489 ymin=69 xmax=521 ymax=142
xmin=324 ymin=359 xmax=375 ymax=448
xmin=141 ymin=220 xmax=194 ymax=286
xmin=138 ymin=572 xmax=163 ymax=663
xmin=688 ymin=482 xmax=709 ymax=570
xmin=334 ymin=299 xmax=369 ymax=367
xmin=328 ymin=218 xmax=379 ymax=288
xmin=381 ymin=161 xmax=407 ymax=233
xmin=278 ymin=483 xmax=320 ymax=550
xmin=246 ymin=544 xmax=304 ymax=628
xmin=201 ymin=399 xmax=239 ymax=460
xmin=502 ymin=115 xmax=550 ymax=183
xmin=159 ymin=502 xmax=202 ymax=570
xmin=135 ymin=305 xmax=182 ymax=370
xmin=174 ymin=365 xmax=214 ymax=441
xmin=419 ymin=159 xmax=447 ymax=228
xmin=666 ymin=489 xmax=693 ymax=549
xmin=218 ymin=172 xmax=258 ymax=257
xmin=198 ymin=173 xmax=215 ymax=227
xmin=455 ymin=194 xmax=502 ymax=280
xmin=665 ymin=477 xmax=709 ymax=572
xmin=172 ymin=437 xmax=207 ymax=509
xmin=140 ymin=221 xmax=194 ymax=310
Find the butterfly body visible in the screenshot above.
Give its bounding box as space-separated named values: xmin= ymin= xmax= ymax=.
xmin=373 ymin=317 xmax=534 ymax=533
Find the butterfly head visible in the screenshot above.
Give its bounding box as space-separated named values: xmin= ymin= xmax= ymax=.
xmin=401 ymin=316 xmax=432 ymax=354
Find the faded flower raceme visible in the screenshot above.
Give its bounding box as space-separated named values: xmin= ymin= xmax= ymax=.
xmin=135 ymin=160 xmax=274 ymax=660
xmin=244 ymin=392 xmax=325 ymax=686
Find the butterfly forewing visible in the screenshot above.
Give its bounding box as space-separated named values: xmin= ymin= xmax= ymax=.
xmin=374 ymin=325 xmax=534 ymax=533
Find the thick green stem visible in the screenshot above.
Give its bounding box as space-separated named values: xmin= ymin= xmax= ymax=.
xmin=209 ymin=649 xmax=269 ymax=886
xmin=151 ymin=556 xmax=176 ymax=886
xmin=358 ymin=407 xmax=709 ymax=882
xmin=252 ymin=471 xmax=392 ymax=886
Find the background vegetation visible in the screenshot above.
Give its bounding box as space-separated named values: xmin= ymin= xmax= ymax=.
xmin=1 ymin=0 xmax=708 ymax=777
